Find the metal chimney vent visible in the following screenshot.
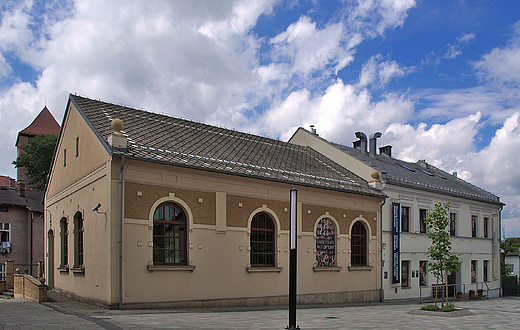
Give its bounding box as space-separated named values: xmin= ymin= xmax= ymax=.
xmin=355 ymin=132 xmax=368 ymax=154
xmin=369 ymin=132 xmax=382 ymax=156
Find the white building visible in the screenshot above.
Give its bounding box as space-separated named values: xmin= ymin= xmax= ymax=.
xmin=290 ymin=127 xmax=504 ymax=300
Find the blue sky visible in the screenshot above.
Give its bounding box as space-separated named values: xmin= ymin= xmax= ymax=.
xmin=1 ymin=0 xmax=520 ymax=236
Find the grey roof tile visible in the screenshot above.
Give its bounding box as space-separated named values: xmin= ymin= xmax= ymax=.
xmin=70 ymin=95 xmax=384 ymax=197
xmin=331 ymin=142 xmax=502 ymax=205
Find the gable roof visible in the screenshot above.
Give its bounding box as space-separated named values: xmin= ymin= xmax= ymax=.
xmin=328 ymin=139 xmax=503 ymax=205
xmin=0 ymin=186 xmax=43 ymax=212
xmin=16 ymin=106 xmax=61 ymax=146
xmin=68 ymin=95 xmax=384 ymax=198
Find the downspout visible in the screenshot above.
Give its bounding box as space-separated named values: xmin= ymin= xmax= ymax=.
xmin=380 ymin=197 xmax=386 ymax=302
xmin=499 ymin=203 xmax=504 ymax=297
xmin=119 ymin=155 xmax=125 ymax=310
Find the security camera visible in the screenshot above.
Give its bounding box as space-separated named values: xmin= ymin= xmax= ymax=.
xmin=92 ymin=203 xmax=101 ymax=212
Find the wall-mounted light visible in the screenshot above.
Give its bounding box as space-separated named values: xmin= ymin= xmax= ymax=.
xmin=92 ymin=203 xmax=101 ymax=212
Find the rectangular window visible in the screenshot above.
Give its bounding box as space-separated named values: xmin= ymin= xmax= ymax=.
xmin=483 ymin=217 xmax=489 ymax=238
xmin=450 ymin=213 xmax=457 ymax=236
xmin=419 ymin=260 xmax=428 ymax=287
xmin=472 ymin=215 xmax=478 ymax=237
xmin=0 ymin=206 xmax=7 ymax=212
xmin=483 ymin=260 xmax=489 ymax=282
xmin=0 ymin=223 xmax=10 ymax=242
xmin=471 ymin=260 xmax=477 ymax=283
xmin=419 ymin=208 xmax=428 ymax=233
xmin=75 ymin=137 xmax=79 ymax=157
xmin=63 ymin=148 xmax=67 ymax=167
xmin=401 ymin=206 xmax=410 ymax=233
xmin=402 ymin=260 xmax=410 ymax=288
xmin=60 ymin=218 xmax=68 ymax=268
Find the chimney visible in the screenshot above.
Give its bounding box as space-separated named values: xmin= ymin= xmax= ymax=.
xmin=18 ymin=180 xmax=25 ymax=197
xmin=310 ymin=125 xmax=317 ymax=135
xmin=107 ymin=119 xmax=128 ymax=151
xmin=369 ymin=132 xmax=382 ymax=156
xmin=355 ymin=132 xmax=368 ymax=154
xmin=379 ymin=145 xmax=392 ymax=157
xmin=9 ymin=178 xmax=16 ymax=189
xmin=452 ymin=171 xmax=457 ymax=178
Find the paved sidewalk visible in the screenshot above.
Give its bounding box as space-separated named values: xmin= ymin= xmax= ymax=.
xmin=1 ymin=293 xmax=519 ymax=329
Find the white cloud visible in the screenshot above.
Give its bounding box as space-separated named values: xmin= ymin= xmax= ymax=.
xmin=444 ymin=32 xmax=476 ymax=59
xmin=474 ymin=22 xmax=520 ymax=86
xmin=359 ymin=54 xmax=412 ymax=88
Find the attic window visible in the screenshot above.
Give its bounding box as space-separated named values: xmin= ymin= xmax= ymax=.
xmin=75 ymin=137 xmax=79 ymax=157
xmin=420 ymin=169 xmax=434 ymax=176
xmin=399 ymin=164 xmax=415 ymax=172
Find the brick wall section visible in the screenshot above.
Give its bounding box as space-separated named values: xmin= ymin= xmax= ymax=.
xmin=0 ymin=281 xmax=5 ymax=292
xmin=13 ymin=274 xmax=47 ymax=302
xmin=5 ymin=260 xmax=14 ymax=290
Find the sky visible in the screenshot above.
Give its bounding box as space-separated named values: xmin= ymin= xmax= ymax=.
xmin=1 ymin=0 xmax=519 ymax=237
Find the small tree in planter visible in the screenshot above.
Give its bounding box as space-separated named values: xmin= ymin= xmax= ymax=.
xmin=425 ymin=202 xmax=462 ymax=309
xmin=477 ymin=289 xmax=484 ymax=297
xmin=468 ymin=290 xmax=476 ymax=298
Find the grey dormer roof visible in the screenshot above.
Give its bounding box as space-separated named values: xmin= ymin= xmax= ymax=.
xmin=331 ymin=142 xmax=502 ymax=205
xmin=69 ymin=95 xmax=384 ymax=198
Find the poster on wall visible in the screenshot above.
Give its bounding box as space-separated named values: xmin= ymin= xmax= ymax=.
xmin=392 ymin=202 xmax=400 ymax=284
xmin=316 ymin=218 xmax=336 ymax=267
xmin=419 ymin=261 xmax=427 ymax=286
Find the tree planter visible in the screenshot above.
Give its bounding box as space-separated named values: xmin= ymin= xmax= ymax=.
xmin=477 ymin=289 xmax=484 ymax=297
xmin=468 ymin=290 xmax=475 ymax=299
xmin=456 ymin=292 xmax=463 ymax=299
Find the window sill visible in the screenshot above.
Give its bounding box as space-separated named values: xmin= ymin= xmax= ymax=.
xmin=401 ymin=286 xmax=412 ymax=289
xmin=348 ymin=266 xmax=373 ymax=271
xmin=57 ymin=266 xmax=69 ymax=273
xmin=147 ymin=265 xmax=196 ymax=272
xmin=313 ymin=266 xmax=342 ymax=272
xmin=71 ymin=267 xmax=85 ymax=274
xmin=246 ymin=267 xmax=283 ymax=273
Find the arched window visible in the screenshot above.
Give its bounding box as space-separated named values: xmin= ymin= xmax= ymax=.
xmin=250 ymin=212 xmax=275 ymax=267
xmin=351 ymin=221 xmax=367 ymax=266
xmin=73 ymin=212 xmax=84 ymax=268
xmin=60 ymin=217 xmax=68 ymax=268
xmin=316 ymin=218 xmax=336 ymax=267
xmin=153 ymin=203 xmax=187 ymax=265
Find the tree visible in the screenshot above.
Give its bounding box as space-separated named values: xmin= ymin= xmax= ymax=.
xmin=425 ymin=201 xmax=461 ymax=308
xmin=12 ymin=134 xmax=58 ymax=190
xmin=501 ymin=237 xmax=520 ymax=276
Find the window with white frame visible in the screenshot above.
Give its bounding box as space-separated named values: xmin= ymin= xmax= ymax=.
xmin=0 ymin=223 xmax=10 ymax=243
xmin=0 ymin=264 xmax=5 ymax=281
xmin=401 ymin=206 xmax=410 ymax=233
xmin=419 ymin=208 xmax=428 ymax=233
xmin=483 ymin=217 xmax=489 ymax=238
xmin=471 ymin=215 xmax=478 ymax=238
xmin=450 ymin=213 xmax=457 ymax=236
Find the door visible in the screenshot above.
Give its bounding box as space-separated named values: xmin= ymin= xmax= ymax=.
xmin=447 ymin=271 xmax=457 ymax=297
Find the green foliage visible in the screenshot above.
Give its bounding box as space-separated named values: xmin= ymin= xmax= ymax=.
xmin=425 ymin=201 xmax=462 ymax=307
xmin=421 ymin=304 xmax=439 ymax=311
xmin=442 ymin=302 xmax=456 ymax=312
xmin=501 ymin=237 xmax=520 ymax=276
xmin=12 ymin=134 xmax=58 ymax=190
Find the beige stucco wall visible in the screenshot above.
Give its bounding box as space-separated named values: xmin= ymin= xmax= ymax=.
xmin=289 ymin=128 xmax=375 ymax=182
xmin=44 ymin=102 xmax=114 ymax=303
xmin=121 ymin=159 xmax=382 ymax=305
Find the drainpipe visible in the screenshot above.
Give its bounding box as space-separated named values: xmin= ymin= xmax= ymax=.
xmin=380 ymin=197 xmax=386 ymax=302
xmin=119 ymin=155 xmax=125 ymax=310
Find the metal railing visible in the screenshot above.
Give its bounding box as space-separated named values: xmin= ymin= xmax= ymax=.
xmin=419 ymin=282 xmax=500 ymax=303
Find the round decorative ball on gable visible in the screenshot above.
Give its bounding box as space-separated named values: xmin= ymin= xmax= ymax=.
xmin=369 ymin=170 xmax=381 ymax=183
xmin=112 ymin=118 xmax=124 ymax=136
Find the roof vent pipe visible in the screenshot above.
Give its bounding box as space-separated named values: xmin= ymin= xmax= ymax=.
xmin=369 ymin=132 xmax=382 ymax=156
xmin=379 ymin=145 xmax=392 ymax=157
xmin=355 ymin=132 xmax=368 ymax=154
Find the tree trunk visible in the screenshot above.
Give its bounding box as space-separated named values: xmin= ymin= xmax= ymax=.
xmin=435 ymin=276 xmax=438 ymax=307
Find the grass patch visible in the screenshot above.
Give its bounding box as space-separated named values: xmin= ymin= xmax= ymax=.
xmin=421 ymin=304 xmax=439 ymax=311
xmin=421 ymin=302 xmax=456 ymax=312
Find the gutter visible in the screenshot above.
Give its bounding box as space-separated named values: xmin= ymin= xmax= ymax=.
xmin=119 ymin=154 xmax=125 ymax=310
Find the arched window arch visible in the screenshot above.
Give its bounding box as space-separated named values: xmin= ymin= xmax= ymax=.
xmin=250 ymin=212 xmax=275 ymax=267
xmin=153 ymin=203 xmax=187 ymax=265
xmin=316 ymin=218 xmax=336 ymax=267
xmin=351 ymin=221 xmax=367 ymax=266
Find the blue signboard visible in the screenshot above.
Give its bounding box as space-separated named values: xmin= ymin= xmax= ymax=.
xmin=392 ymin=202 xmax=400 ymax=284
